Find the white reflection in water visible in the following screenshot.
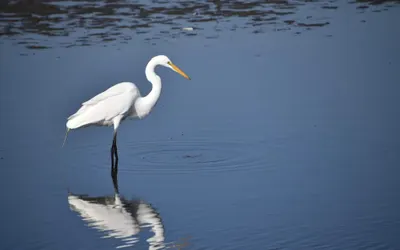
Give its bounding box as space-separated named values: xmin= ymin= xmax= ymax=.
xmin=67 ymin=172 xmax=169 ymax=249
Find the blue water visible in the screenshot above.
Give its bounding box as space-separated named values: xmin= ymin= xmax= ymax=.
xmin=1 ymin=1 xmax=400 ymax=249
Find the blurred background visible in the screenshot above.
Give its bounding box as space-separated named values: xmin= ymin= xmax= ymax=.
xmin=0 ymin=0 xmax=399 ymax=249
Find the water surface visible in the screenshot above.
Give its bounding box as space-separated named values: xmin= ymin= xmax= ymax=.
xmin=1 ymin=0 xmax=400 ymax=249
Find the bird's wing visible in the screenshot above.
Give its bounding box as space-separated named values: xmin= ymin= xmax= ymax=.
xmin=67 ymin=82 xmax=140 ymax=128
xmin=68 ymin=82 xmax=139 ymax=120
xmin=82 ymin=82 xmax=137 ymax=106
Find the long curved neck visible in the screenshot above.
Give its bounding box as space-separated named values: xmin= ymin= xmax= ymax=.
xmin=136 ymin=59 xmax=162 ymax=118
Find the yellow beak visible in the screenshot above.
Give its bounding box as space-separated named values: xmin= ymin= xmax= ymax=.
xmin=169 ymin=62 xmax=191 ymax=80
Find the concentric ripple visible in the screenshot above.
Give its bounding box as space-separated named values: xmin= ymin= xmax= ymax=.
xmin=112 ymin=139 xmax=275 ymax=175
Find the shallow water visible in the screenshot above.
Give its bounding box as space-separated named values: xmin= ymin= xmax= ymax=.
xmin=1 ymin=0 xmax=400 ymax=249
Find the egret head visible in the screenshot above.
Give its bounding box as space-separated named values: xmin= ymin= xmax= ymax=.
xmin=156 ymin=55 xmax=191 ymax=80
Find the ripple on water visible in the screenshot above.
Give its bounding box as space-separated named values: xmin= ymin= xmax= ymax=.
xmin=2 ymin=0 xmax=396 ymax=50
xmin=86 ymin=139 xmax=275 ymax=175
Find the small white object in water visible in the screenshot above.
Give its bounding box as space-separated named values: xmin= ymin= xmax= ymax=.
xmin=182 ymin=27 xmax=194 ymax=31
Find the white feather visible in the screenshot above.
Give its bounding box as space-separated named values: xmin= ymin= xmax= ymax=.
xmin=66 ymin=82 xmax=140 ymax=129
xmin=63 ymin=54 xmax=190 ymax=147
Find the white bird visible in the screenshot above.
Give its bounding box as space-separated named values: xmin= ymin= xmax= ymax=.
xmin=63 ymin=55 xmax=190 ymax=169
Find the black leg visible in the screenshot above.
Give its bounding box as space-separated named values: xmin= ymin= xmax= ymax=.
xmin=110 ymin=131 xmax=119 ymax=193
xmin=111 ymin=163 xmax=119 ymax=194
xmin=113 ymin=132 xmax=118 ymax=173
xmin=113 ymin=132 xmax=118 ymax=171
xmin=110 ymin=131 xmax=118 ymax=178
xmin=110 ymin=142 xmax=115 ymax=170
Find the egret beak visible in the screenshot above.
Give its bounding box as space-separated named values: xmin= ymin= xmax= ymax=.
xmin=169 ymin=62 xmax=191 ymax=80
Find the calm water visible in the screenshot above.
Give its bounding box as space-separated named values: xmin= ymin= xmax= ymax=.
xmin=1 ymin=0 xmax=400 ymax=249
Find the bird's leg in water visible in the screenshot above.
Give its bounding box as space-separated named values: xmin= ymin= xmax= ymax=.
xmin=111 ymin=163 xmax=119 ymax=194
xmin=113 ymin=132 xmax=119 ymax=171
xmin=110 ymin=131 xmax=119 ymax=174
xmin=110 ymin=141 xmax=115 ymax=170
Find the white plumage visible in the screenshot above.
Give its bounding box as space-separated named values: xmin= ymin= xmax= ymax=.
xmin=63 ymin=55 xmax=191 ymax=166
xmin=66 ymin=82 xmax=140 ymax=130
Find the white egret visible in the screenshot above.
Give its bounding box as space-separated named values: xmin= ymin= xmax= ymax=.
xmin=63 ymin=55 xmax=190 ymax=169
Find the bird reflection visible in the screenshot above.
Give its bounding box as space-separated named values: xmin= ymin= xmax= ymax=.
xmin=67 ymin=169 xmax=167 ymax=249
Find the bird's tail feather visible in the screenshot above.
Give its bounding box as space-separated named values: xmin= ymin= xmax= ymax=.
xmin=62 ymin=128 xmax=70 ymax=148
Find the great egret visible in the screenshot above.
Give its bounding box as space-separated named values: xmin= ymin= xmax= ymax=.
xmin=63 ymin=55 xmax=190 ymax=170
